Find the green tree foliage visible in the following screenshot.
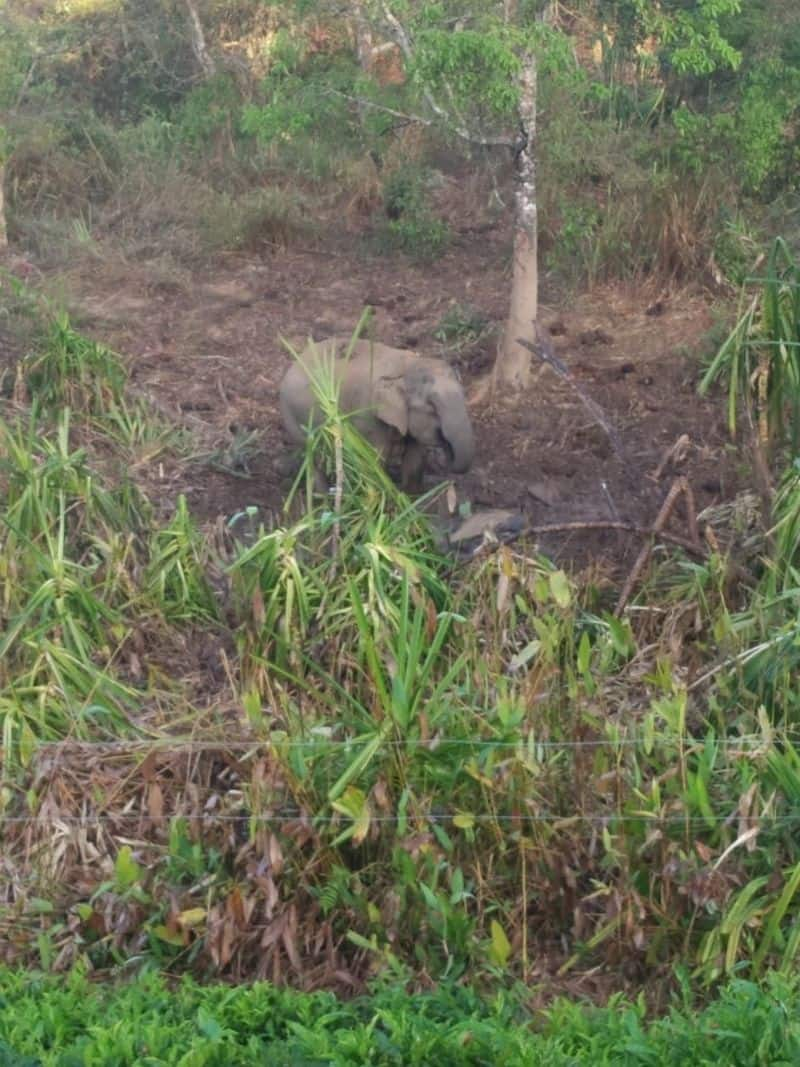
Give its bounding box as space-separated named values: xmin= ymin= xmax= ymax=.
xmin=0 ymin=0 xmax=799 ymax=275
xmin=591 ymin=0 xmax=799 ymax=199
xmin=593 ymin=0 xmax=742 ymax=75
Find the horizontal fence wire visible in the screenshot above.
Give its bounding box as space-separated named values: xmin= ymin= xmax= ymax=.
xmin=744 ymin=275 xmax=800 ymax=287
xmin=0 ymin=812 xmax=795 ymax=826
xmin=1 ymin=735 xmax=793 ymax=751
xmin=0 ymin=815 xmax=797 ymax=832
xmin=743 ymin=339 xmax=800 ymax=347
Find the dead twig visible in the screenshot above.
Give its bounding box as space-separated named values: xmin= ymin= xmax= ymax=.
xmin=650 ymin=433 xmax=691 ymax=481
xmin=684 ymin=479 xmax=700 ymax=547
xmin=447 ymin=515 xmax=707 ymax=571
xmin=615 ymin=477 xmax=693 ymax=615
xmin=600 ymin=480 xmax=621 ymax=522
xmin=516 ymin=323 xmax=628 ymax=467
xmin=262 ymin=241 xmax=341 ymax=258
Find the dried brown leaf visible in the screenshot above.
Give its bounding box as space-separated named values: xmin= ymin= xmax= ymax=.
xmin=227 ymin=886 xmax=246 ymax=926
xmin=147 ymin=782 xmax=164 ymax=825
xmin=268 ymin=833 xmax=284 ymax=875
xmin=252 ymin=587 xmax=265 ymax=626
xmin=282 ymin=906 xmax=302 ymax=972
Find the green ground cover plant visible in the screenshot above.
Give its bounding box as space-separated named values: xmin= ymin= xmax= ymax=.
xmin=0 ymin=967 xmax=799 ymax=1066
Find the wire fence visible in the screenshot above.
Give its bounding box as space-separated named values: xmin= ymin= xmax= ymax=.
xmin=0 ymin=812 xmax=793 ymax=826
xmin=5 ymin=734 xmax=792 ymax=751
xmin=744 ymin=275 xmax=800 ymax=288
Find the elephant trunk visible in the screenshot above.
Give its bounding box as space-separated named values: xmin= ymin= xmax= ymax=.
xmin=437 ymin=388 xmax=475 ymax=473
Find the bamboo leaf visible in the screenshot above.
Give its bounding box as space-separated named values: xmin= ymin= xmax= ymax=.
xmin=489 ymin=920 xmax=512 ymax=968
xmin=753 ymin=860 xmax=800 ymax=974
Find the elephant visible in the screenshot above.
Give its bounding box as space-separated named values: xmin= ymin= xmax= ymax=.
xmin=278 ymin=336 xmax=475 ymax=493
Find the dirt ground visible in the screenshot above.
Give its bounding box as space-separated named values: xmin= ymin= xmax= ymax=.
xmin=20 ymin=217 xmax=741 ymax=575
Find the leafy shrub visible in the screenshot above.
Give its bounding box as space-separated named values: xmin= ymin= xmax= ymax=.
xmin=434 ymin=302 xmax=491 ymax=347
xmin=240 ymin=50 xmax=362 ymax=169
xmin=379 ymin=212 xmax=451 ymax=262
xmin=174 ymin=74 xmax=243 ymax=150
xmin=374 ymin=166 xmax=451 ymax=261
xmin=23 ymin=315 xmax=126 ymax=414
xmin=700 ymin=237 xmax=800 ymax=447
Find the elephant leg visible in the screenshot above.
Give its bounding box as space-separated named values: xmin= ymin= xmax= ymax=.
xmin=279 ymin=447 xmax=329 ymax=497
xmin=400 ymin=441 xmax=425 ymax=494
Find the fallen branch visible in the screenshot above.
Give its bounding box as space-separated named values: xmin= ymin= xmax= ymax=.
xmin=683 ymin=479 xmax=700 ymax=547
xmin=443 ymin=509 xmax=710 ymax=571
xmin=529 ymin=520 xmax=705 ymax=557
xmin=650 ymin=433 xmax=691 ymax=481
xmin=516 ymin=323 xmax=627 ymax=466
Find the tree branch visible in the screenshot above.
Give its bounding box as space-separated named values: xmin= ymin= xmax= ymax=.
xmin=379 ymin=3 xmax=513 ymax=148
xmin=323 ymin=88 xmax=434 ymax=128
xmin=12 ymin=57 xmax=38 ymax=114
xmin=530 ymin=521 xmax=705 ymax=557
xmin=616 ymin=478 xmax=696 ymax=614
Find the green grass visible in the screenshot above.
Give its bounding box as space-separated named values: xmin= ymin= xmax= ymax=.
xmin=0 ymin=968 xmax=799 ymax=1066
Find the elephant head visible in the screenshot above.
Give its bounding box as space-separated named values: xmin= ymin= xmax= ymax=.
xmin=373 ymin=359 xmax=475 ymax=473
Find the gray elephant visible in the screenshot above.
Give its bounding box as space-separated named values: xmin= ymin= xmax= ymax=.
xmin=279 ymin=337 xmax=475 ymax=493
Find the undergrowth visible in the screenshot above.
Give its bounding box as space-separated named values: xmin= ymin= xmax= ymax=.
xmin=2 ymin=275 xmax=800 ymax=996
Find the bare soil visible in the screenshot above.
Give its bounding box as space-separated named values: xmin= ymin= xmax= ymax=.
xmin=38 ymin=221 xmax=740 ymax=575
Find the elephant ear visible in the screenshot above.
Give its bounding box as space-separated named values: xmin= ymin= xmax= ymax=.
xmin=374 ymin=378 xmax=408 ymax=435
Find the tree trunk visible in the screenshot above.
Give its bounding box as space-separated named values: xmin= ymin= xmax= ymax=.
xmin=352 ymin=2 xmax=374 ymax=70
xmin=495 ymin=51 xmax=538 ymax=391
xmin=0 ymin=164 xmax=7 ymax=249
xmin=184 ymin=0 xmax=216 ymax=79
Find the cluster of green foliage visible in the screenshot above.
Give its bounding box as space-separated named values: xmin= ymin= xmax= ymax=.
xmin=1 ymin=967 xmax=800 ymax=1066
xmin=698 ymin=238 xmax=800 ymax=707
xmin=372 ymin=165 xmax=451 ymax=260
xmin=701 ymin=238 xmax=800 ymax=448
